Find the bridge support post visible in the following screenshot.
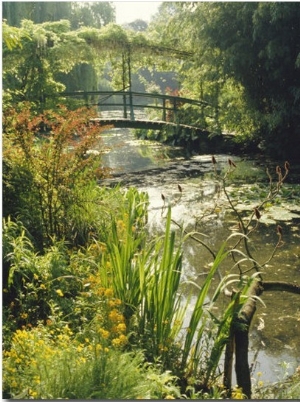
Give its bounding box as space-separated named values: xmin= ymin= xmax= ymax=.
xmin=123 ymin=93 xmax=127 ymax=119
xmin=162 ymin=98 xmax=166 ymax=121
xmin=129 ymin=90 xmax=135 ymax=121
xmin=173 ymin=98 xmax=178 ymax=124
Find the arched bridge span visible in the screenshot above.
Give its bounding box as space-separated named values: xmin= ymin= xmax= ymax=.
xmin=61 ymin=89 xmax=215 ymax=134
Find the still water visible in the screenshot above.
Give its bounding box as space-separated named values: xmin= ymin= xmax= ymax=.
xmin=100 ymin=128 xmax=300 ymax=384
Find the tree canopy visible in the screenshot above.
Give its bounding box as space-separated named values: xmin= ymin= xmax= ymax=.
xmin=2 ymin=1 xmax=116 ymax=29
xmin=148 ymin=2 xmax=300 ymax=158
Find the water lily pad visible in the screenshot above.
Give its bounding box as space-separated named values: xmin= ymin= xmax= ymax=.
xmin=285 ymin=204 xmax=300 ymax=213
xmin=264 ymin=206 xmax=300 ymax=221
xmin=260 ymin=215 xmax=277 ymax=225
xmin=234 ymin=203 xmax=257 ymax=212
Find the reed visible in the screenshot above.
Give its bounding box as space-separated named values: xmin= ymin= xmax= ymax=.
xmin=104 ymin=199 xmax=187 ymax=364
xmin=137 ymin=207 xmax=187 ymax=364
xmin=180 ymin=240 xmax=228 ymax=373
xmin=104 ymin=188 xmax=150 ymax=320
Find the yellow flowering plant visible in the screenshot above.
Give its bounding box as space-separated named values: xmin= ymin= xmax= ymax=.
xmin=3 ymin=323 xmax=180 ymax=399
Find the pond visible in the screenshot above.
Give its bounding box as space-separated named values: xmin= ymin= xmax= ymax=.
xmin=100 ymin=127 xmax=300 ymax=385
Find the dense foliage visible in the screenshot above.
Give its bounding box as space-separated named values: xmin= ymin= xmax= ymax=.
xmin=2 ymin=3 xmax=300 ymax=399
xmin=148 ymin=2 xmax=300 ymax=158
xmin=2 ymin=1 xmax=115 ymax=29
xmin=2 ymin=1 xmax=116 ymax=97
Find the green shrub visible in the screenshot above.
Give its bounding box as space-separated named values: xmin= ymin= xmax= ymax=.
xmin=2 ymin=104 xmax=109 ymax=249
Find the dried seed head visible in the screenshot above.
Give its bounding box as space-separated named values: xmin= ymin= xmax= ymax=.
xmin=178 ymin=184 xmax=182 ymax=193
xmin=228 ymin=158 xmax=237 ymax=168
xmin=277 ymin=225 xmax=283 ymax=236
xmin=254 ymin=207 xmax=261 ymax=220
xmin=276 ymin=165 xmax=282 ymax=175
xmin=284 ymin=161 xmax=290 ymax=171
xmin=161 ymin=193 xmax=165 ymax=201
xmin=212 ymin=155 xmax=217 ymax=165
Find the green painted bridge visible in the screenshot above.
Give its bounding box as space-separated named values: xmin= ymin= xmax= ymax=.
xmin=61 ymin=89 xmax=214 ymax=134
xmin=90 ymin=117 xmax=208 ymax=134
xmin=61 ymin=89 xmax=237 ymax=152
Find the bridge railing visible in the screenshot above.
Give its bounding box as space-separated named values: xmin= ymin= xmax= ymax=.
xmin=60 ymin=90 xmax=214 ymax=124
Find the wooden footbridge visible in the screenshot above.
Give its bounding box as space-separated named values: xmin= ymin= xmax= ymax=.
xmin=61 ymin=89 xmax=215 ymax=134
xmin=60 ymin=88 xmax=238 ymax=152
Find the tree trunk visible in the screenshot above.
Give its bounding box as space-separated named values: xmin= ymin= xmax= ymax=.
xmin=232 ymin=279 xmax=299 ymax=398
xmin=233 ymin=281 xmax=264 ymax=398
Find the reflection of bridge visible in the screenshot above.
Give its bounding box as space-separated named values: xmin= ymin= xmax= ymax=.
xmin=61 ymin=89 xmax=215 ymax=133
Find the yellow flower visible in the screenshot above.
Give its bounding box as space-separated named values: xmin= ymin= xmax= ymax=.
xmin=56 ymin=289 xmax=64 ymax=297
xmin=63 ymin=325 xmax=73 ymax=335
xmin=118 ymin=334 xmax=127 ymax=345
xmin=164 ymin=395 xmax=175 ymax=399
xmin=231 ymin=386 xmax=244 ymax=399
xmin=98 ymin=328 xmax=110 ymax=339
xmin=104 ymin=288 xmax=114 ymax=298
xmin=116 ymin=323 xmax=126 ymax=333
xmin=29 ymin=389 xmax=38 ymax=398
xmin=77 ymin=344 xmax=84 ymax=353
xmin=108 ymin=299 xmax=117 ymax=307
xmin=108 ymin=309 xmax=124 ymax=323
xmin=112 ymin=338 xmax=121 ymax=347
xmin=112 ymin=334 xmax=127 ymax=347
xmin=11 ymin=380 xmax=18 ymax=388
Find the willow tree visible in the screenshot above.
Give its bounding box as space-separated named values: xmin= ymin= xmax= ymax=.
xmin=2 ymin=19 xmax=96 ymax=110
xmin=2 ymin=1 xmax=115 ymax=28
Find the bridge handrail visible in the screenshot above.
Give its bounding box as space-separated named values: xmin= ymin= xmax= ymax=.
xmin=60 ymin=90 xmax=211 ymax=108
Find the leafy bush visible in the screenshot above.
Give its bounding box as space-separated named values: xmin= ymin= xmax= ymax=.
xmin=3 ymin=104 xmax=109 ymax=249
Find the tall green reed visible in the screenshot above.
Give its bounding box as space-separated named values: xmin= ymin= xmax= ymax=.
xmin=102 ymin=187 xmax=150 ymax=319
xmin=137 ymin=207 xmax=187 ymax=364
xmin=101 ymin=191 xmax=187 ymax=364
xmin=180 ymin=240 xmax=228 ymax=374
